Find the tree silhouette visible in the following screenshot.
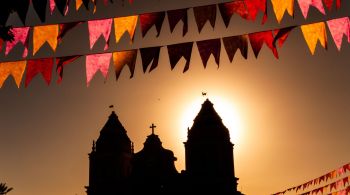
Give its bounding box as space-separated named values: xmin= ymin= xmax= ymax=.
xmin=0 ymin=183 xmax=13 ymax=195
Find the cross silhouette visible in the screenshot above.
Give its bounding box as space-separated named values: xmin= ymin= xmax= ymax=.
xmin=150 ymin=123 xmax=156 ymax=134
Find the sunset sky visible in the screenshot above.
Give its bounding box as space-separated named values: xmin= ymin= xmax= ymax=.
xmin=0 ymin=0 xmax=349 ymax=195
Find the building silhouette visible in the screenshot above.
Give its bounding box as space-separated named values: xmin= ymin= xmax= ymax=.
xmin=86 ymin=99 xmax=244 ymax=195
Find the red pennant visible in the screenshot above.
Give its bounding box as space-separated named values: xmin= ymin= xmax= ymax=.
xmin=193 ymin=5 xmax=217 ymax=33
xmin=323 ymin=0 xmax=334 ymax=10
xmin=222 ymin=35 xmax=248 ymax=62
xmin=0 ymin=38 xmax=3 ymax=53
xmin=245 ymin=0 xmax=268 ymax=24
xmin=336 ymin=0 xmax=341 ymax=9
xmin=219 ymin=1 xmax=249 ymax=27
xmin=167 ymin=8 xmax=188 ymax=36
xmin=140 ymin=46 xmax=161 ymax=73
xmin=249 ymin=31 xmax=278 ymax=59
xmin=273 ymin=26 xmax=296 ymax=47
xmin=58 ymin=21 xmax=83 ymax=43
xmin=112 ymin=50 xmax=137 ymax=80
xmin=32 ymin=0 xmax=48 ymax=22
xmin=196 ymin=39 xmax=221 ymax=68
xmin=140 ymin=12 xmax=165 ymax=37
xmin=56 ymin=55 xmax=81 ymax=83
xmin=167 ymin=42 xmax=193 ymax=73
xmin=25 ymin=58 xmax=54 ymax=87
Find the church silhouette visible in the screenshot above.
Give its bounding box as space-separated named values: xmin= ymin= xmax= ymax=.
xmin=86 ymin=99 xmax=244 ymax=195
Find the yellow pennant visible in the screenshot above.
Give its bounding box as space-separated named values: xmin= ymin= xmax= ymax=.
xmin=114 ymin=15 xmax=138 ymax=44
xmin=76 ymin=0 xmax=83 ymax=10
xmin=271 ymin=0 xmax=294 ymax=23
xmin=0 ymin=61 xmax=27 ymax=88
xmin=301 ymin=22 xmax=327 ymax=55
xmin=33 ymin=24 xmax=59 ymax=55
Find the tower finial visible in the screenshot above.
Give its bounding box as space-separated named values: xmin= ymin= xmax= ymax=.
xmin=150 ymin=123 xmax=156 ymax=135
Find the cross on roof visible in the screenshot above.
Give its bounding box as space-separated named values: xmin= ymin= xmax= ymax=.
xmin=150 ymin=123 xmax=156 ymax=134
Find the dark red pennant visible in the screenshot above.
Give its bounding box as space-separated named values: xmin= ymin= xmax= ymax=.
xmin=219 ymin=1 xmax=248 ymax=27
xmin=140 ymin=46 xmax=161 ymax=73
xmin=115 ymin=50 xmax=137 ymax=79
xmin=167 ymin=8 xmax=188 ymax=36
xmin=56 ymin=55 xmax=81 ymax=83
xmin=0 ymin=38 xmax=3 ymax=53
xmin=32 ymin=0 xmax=47 ymax=22
xmin=245 ymin=0 xmax=268 ymax=24
xmin=196 ymin=39 xmax=221 ymax=68
xmin=83 ymin=0 xmax=90 ymax=9
xmin=25 ymin=58 xmax=54 ymax=87
xmin=58 ymin=21 xmax=83 ymax=43
xmin=249 ymin=31 xmax=278 ymax=59
xmin=140 ymin=12 xmax=165 ymax=37
xmin=323 ymin=0 xmax=334 ymax=10
xmin=222 ymin=35 xmax=248 ymax=62
xmin=16 ymin=0 xmax=30 ymax=24
xmin=273 ymin=26 xmax=296 ymax=47
xmin=55 ymin=0 xmax=68 ymax=15
xmin=167 ymin=42 xmax=193 ymax=73
xmin=336 ymin=0 xmax=341 ymax=9
xmin=193 ymin=5 xmax=217 ymax=33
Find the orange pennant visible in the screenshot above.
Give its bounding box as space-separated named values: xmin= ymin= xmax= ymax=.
xmin=112 ymin=50 xmax=137 ymax=80
xmin=0 ymin=61 xmax=27 ymax=88
xmin=76 ymin=0 xmax=83 ymax=10
xmin=271 ymin=0 xmax=294 ymax=23
xmin=33 ymin=24 xmax=59 ymax=55
xmin=114 ymin=15 xmax=138 ymax=44
xmin=301 ymin=22 xmax=327 ymax=55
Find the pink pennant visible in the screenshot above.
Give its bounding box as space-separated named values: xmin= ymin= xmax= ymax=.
xmin=326 ymin=17 xmax=349 ymax=50
xmin=50 ymin=0 xmax=56 ymax=15
xmin=88 ymin=19 xmax=113 ymax=50
xmin=25 ymin=58 xmax=54 ymax=87
xmin=86 ymin=53 xmax=112 ymax=86
xmin=297 ymin=0 xmax=326 ymax=19
xmin=5 ymin=27 xmax=30 ymax=58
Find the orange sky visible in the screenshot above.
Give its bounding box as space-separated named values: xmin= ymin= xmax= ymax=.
xmin=0 ymin=0 xmax=350 ymax=195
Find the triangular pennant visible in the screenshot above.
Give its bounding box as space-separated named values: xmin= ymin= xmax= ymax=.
xmin=25 ymin=58 xmax=54 ymax=87
xmin=56 ymin=55 xmax=81 ymax=83
xmin=50 ymin=0 xmax=56 ymax=15
xmin=326 ymin=17 xmax=349 ymax=50
xmin=5 ymin=27 xmax=30 ymax=58
xmin=114 ymin=15 xmax=138 ymax=43
xmin=336 ymin=0 xmax=341 ymax=9
xmin=167 ymin=8 xmax=188 ymax=36
xmin=167 ymin=42 xmax=193 ymax=73
xmin=196 ymin=39 xmax=221 ymax=68
xmin=193 ymin=5 xmax=217 ymax=33
xmin=0 ymin=38 xmax=3 ymax=53
xmin=16 ymin=0 xmax=30 ymax=24
xmin=271 ymin=0 xmax=294 ymax=23
xmin=297 ymin=0 xmax=325 ymax=19
xmin=112 ymin=50 xmax=137 ymax=79
xmin=218 ymin=1 xmax=249 ymax=28
xmin=88 ymin=18 xmax=113 ymax=50
xmin=273 ymin=26 xmax=296 ymax=47
xmin=140 ymin=12 xmax=165 ymax=37
xmin=0 ymin=61 xmax=26 ymax=88
xmin=76 ymin=0 xmax=83 ymax=10
xmin=249 ymin=31 xmax=279 ymax=58
xmin=245 ymin=0 xmax=268 ymax=24
xmin=301 ymin=22 xmax=327 ymax=55
xmin=140 ymin=46 xmax=161 ymax=73
xmin=58 ymin=21 xmax=83 ymax=43
xmin=323 ymin=0 xmax=333 ymax=10
xmin=55 ymin=0 xmax=69 ymax=15
xmin=32 ymin=0 xmax=48 ymax=22
xmin=222 ymin=35 xmax=248 ymax=62
xmin=33 ymin=24 xmax=59 ymax=55
xmin=86 ymin=53 xmax=111 ymax=86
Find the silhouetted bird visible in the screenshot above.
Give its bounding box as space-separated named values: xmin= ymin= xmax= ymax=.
xmin=202 ymin=92 xmax=207 ymax=96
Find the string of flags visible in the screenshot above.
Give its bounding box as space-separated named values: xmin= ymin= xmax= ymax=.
xmin=272 ymin=162 xmax=350 ymax=195
xmin=0 ymin=16 xmax=348 ymax=88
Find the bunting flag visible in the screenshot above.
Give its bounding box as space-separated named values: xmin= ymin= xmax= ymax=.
xmin=56 ymin=55 xmax=81 ymax=83
xmin=222 ymin=35 xmax=248 ymax=62
xmin=245 ymin=0 xmax=268 ymax=23
xmin=55 ymin=0 xmax=69 ymax=15
xmin=167 ymin=42 xmax=193 ymax=73
xmin=85 ymin=53 xmax=111 ymax=86
xmin=32 ymin=0 xmax=48 ymax=22
xmin=0 ymin=61 xmax=26 ymax=88
xmin=273 ymin=26 xmax=296 ymax=47
xmin=271 ymin=0 xmax=294 ymax=23
xmin=249 ymin=31 xmax=279 ymax=58
xmin=196 ymin=39 xmax=221 ymax=68
xmin=193 ymin=5 xmax=217 ymax=33
xmin=88 ymin=18 xmax=113 ymax=50
xmin=140 ymin=46 xmax=161 ymax=73
xmin=58 ymin=21 xmax=83 ymax=43
xmin=112 ymin=50 xmax=137 ymax=79
xmin=167 ymin=8 xmax=188 ymax=36
xmin=17 ymin=0 xmax=30 ymax=24
xmin=76 ymin=0 xmax=90 ymax=10
xmin=140 ymin=12 xmax=165 ymax=37
xmin=113 ymin=15 xmax=138 ymax=43
xmin=50 ymin=0 xmax=56 ymax=15
xmin=301 ymin=22 xmax=327 ymax=55
xmin=218 ymin=1 xmax=249 ymax=28
xmin=297 ymin=0 xmax=326 ymax=19
xmin=5 ymin=27 xmax=30 ymax=58
xmin=25 ymin=58 xmax=54 ymax=87
xmin=326 ymin=17 xmax=349 ymax=50
xmin=322 ymin=0 xmax=342 ymax=10
xmin=33 ymin=24 xmax=59 ymax=55
xmin=0 ymin=39 xmax=3 ymax=53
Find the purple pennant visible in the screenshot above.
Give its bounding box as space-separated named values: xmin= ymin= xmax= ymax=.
xmin=196 ymin=39 xmax=221 ymax=68
xmin=167 ymin=8 xmax=188 ymax=36
xmin=140 ymin=12 xmax=165 ymax=37
xmin=32 ymin=0 xmax=48 ymax=22
xmin=193 ymin=5 xmax=217 ymax=33
xmin=167 ymin=42 xmax=193 ymax=73
xmin=222 ymin=35 xmax=248 ymax=62
xmin=140 ymin=46 xmax=161 ymax=73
